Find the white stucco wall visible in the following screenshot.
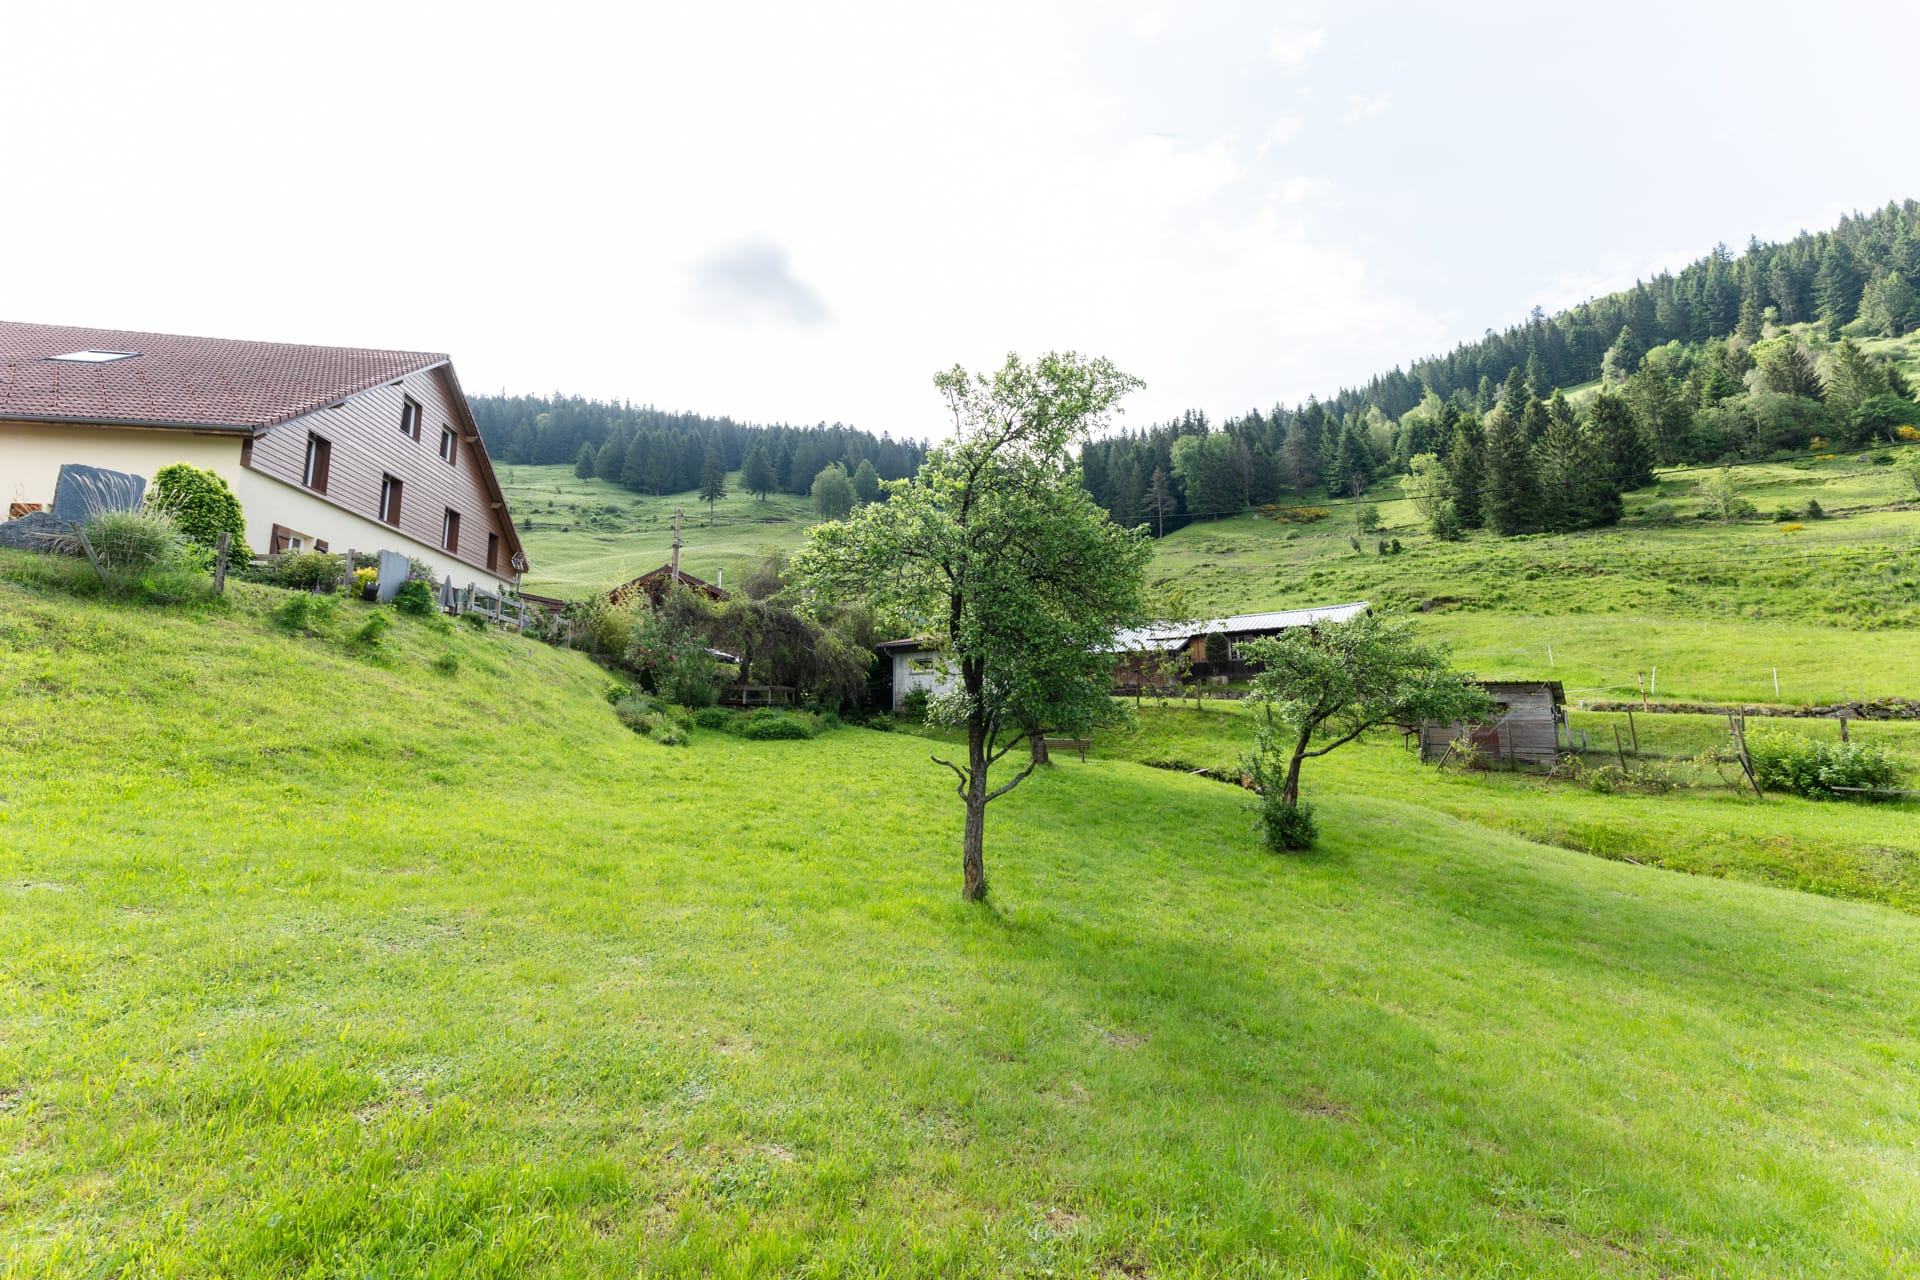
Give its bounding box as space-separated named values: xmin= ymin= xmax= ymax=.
xmin=0 ymin=421 xmax=515 ymax=591
xmin=890 ymin=648 xmax=960 ymax=710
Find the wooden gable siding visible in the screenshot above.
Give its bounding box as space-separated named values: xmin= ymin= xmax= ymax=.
xmin=246 ymin=366 xmax=511 ymax=576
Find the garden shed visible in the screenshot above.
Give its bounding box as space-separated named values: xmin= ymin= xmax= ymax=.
xmin=1419 ymin=680 xmax=1566 ymax=767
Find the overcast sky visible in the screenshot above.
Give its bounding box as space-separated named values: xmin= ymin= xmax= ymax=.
xmin=8 ymin=1 xmax=1918 ymax=439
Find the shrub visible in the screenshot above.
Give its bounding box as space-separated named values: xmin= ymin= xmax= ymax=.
xmin=461 ymin=610 xmax=491 ymax=631
xmin=1353 ymin=502 xmax=1381 ymax=533
xmin=1260 ymin=504 xmax=1331 ymax=524
xmin=1748 ymin=729 xmax=1902 ymax=799
xmin=393 ymin=579 xmax=437 ymax=616
xmin=273 ymin=593 xmax=337 ymax=633
xmin=266 ymin=550 xmax=343 ymax=591
xmin=1203 ymin=631 xmax=1229 ymax=665
xmin=612 ymin=694 xmax=657 ymax=734
xmin=1429 ymin=502 xmax=1464 ymax=542
xmin=628 ymin=606 xmax=721 ymax=707
xmin=692 ymin=706 xmax=735 ymax=730
xmin=739 ymin=710 xmax=814 ymax=740
xmin=1773 ymin=506 xmax=1800 ymax=522
xmin=651 ymin=725 xmax=689 ymax=746
xmin=151 ymin=462 xmax=247 ymax=554
xmin=1805 ymin=499 xmax=1825 ymax=519
xmin=864 ymin=714 xmax=897 ymax=732
xmin=54 ymin=508 xmax=209 ymax=597
xmin=1779 ymin=522 xmax=1806 ymax=533
xmin=432 ymin=650 xmax=460 ymax=675
xmin=1259 ymin=795 xmax=1317 ymax=852
xmin=900 ymin=688 xmax=932 ymax=723
xmin=351 ymin=610 xmax=391 ymax=650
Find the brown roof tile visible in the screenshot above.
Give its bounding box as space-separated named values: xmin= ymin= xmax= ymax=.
xmin=0 ymin=320 xmax=446 ymax=430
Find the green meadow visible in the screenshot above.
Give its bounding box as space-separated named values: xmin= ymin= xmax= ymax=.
xmin=4 ymin=558 xmax=1920 ymax=1276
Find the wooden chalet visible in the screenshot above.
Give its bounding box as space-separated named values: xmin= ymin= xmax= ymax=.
xmin=1110 ymin=602 xmax=1370 ymax=686
xmin=1420 ymin=680 xmax=1567 ymax=767
xmin=608 ymin=563 xmax=730 ymax=608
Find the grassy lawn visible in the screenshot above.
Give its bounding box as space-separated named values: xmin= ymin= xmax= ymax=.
xmin=498 ymin=466 xmax=817 ymax=596
xmin=4 ymin=568 xmax=1920 ymax=1275
xmin=1091 ymin=698 xmax=1920 ymax=915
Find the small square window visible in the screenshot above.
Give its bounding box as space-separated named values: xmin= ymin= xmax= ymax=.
xmin=46 ymin=349 xmax=140 ymax=363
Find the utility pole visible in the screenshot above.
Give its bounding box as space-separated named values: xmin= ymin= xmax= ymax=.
xmin=671 ymin=507 xmax=683 ymax=583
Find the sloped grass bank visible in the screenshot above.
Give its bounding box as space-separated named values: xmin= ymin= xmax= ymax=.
xmin=2 ymin=582 xmax=1919 ymax=1276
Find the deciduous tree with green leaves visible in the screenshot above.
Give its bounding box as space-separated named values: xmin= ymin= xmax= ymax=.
xmin=795 ymin=352 xmax=1152 ymax=900
xmin=1241 ymin=614 xmax=1492 ymax=847
xmin=810 ymin=463 xmax=855 ymax=519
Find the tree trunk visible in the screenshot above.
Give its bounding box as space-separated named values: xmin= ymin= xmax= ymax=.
xmin=1281 ymin=726 xmax=1312 ymax=808
xmin=1029 ymin=733 xmax=1050 ymax=766
xmin=962 ymin=716 xmax=990 ymax=900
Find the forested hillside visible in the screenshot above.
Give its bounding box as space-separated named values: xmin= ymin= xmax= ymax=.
xmin=469 ymin=393 xmax=926 ymax=500
xmin=1087 ymin=200 xmax=1920 ymax=538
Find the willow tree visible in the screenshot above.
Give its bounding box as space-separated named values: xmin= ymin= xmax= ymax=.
xmin=796 ymin=352 xmax=1151 ymax=900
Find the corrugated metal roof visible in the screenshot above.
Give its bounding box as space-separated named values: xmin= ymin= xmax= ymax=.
xmin=1112 ymin=601 xmax=1369 ymax=650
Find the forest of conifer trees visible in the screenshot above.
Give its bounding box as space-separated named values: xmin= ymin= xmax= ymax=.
xmin=1082 ymin=200 xmax=1920 ymax=538
xmin=467 ymin=394 xmax=927 ymax=501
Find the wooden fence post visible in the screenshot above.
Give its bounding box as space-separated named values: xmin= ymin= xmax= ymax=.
xmin=1840 ymin=713 xmax=1850 ymax=743
xmin=1626 ymin=708 xmax=1638 ymax=756
xmin=70 ymin=522 xmax=108 ymax=586
xmin=1613 ymin=726 xmax=1627 ymax=770
xmin=213 ymin=531 xmax=230 ymax=595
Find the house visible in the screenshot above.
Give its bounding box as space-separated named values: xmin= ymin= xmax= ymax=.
xmin=0 ymin=320 xmax=526 ymax=590
xmin=875 ymin=637 xmax=958 ymax=711
xmin=1419 ymin=680 xmax=1567 ymax=767
xmin=1110 ymin=602 xmax=1370 ymax=686
xmin=608 ymin=563 xmax=730 ymax=608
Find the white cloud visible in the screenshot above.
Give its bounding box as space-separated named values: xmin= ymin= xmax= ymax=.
xmin=1341 ymin=92 xmax=1392 ymax=124
xmin=1263 ymin=113 xmax=1306 ymax=149
xmin=688 ymin=239 xmax=831 ymax=328
xmin=1267 ymin=26 xmax=1328 ymax=69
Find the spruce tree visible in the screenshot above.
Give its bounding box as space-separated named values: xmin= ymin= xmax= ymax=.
xmin=1445 ymin=416 xmax=1486 ymax=530
xmin=1146 ymin=467 xmax=1177 ymax=537
xmin=851 ymin=457 xmax=881 ymax=505
xmin=1481 ymin=404 xmax=1541 ymax=535
xmin=699 ymin=442 xmax=727 ymax=524
xmin=1588 ymin=389 xmax=1653 ymax=491
xmin=619 ymin=434 xmax=650 ymax=491
xmin=740 ymin=442 xmax=776 ymax=500
xmin=594 ymin=431 xmax=627 ymax=482
xmin=574 ymin=442 xmax=596 ymax=480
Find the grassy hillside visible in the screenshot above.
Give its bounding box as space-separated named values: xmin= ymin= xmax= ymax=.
xmin=499 ymin=465 xmax=816 ymax=595
xmin=505 ymin=446 xmax=1919 ymax=705
xmin=1150 ymin=447 xmax=1920 ymax=705
xmin=4 ymin=564 xmax=1920 ymax=1275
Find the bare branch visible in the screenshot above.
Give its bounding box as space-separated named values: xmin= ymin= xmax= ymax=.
xmin=930 ymin=754 xmax=970 ymax=799
xmin=986 ymin=759 xmax=1040 ymax=803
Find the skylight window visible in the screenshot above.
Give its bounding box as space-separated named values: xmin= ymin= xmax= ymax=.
xmin=47 ymin=349 xmax=140 ymax=363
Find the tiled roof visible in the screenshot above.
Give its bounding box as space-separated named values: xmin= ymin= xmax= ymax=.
xmin=1112 ymin=601 xmax=1370 ymax=650
xmin=0 ymin=320 xmax=445 ymax=430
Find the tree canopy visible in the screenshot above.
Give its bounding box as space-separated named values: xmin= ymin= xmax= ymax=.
xmin=795 ymin=352 xmax=1152 ymax=900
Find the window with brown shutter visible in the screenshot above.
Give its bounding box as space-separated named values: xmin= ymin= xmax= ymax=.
xmin=439 ymin=427 xmax=457 ymax=464
xmin=442 ymin=509 xmax=461 ymax=554
xmin=379 ymin=474 xmax=403 ymax=525
xmin=486 ymin=532 xmax=499 ymax=572
xmin=303 ymin=433 xmax=332 ymax=493
xmin=400 ymin=396 xmax=421 ymax=439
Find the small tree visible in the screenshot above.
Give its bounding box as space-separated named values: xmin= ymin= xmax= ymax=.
xmin=1203 ymin=631 xmax=1229 ymax=669
xmin=795 ymin=352 xmax=1151 ymax=900
xmin=150 ymin=462 xmax=247 ymax=555
xmin=810 ymin=463 xmax=855 ymax=519
xmin=1241 ymin=614 xmax=1491 ymax=846
xmin=1353 ymin=502 xmax=1381 ymax=534
xmin=1695 ymin=467 xmax=1746 ymax=521
xmin=699 ymin=442 xmax=727 ymax=525
xmin=574 ymin=442 xmax=597 ymax=480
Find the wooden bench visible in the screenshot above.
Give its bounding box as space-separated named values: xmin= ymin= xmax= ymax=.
xmin=1037 ymin=736 xmax=1092 ymax=763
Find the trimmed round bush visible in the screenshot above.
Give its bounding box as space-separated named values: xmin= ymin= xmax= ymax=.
xmin=151 ymin=462 xmax=247 ymax=554
xmin=692 ymin=706 xmax=735 ymax=730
